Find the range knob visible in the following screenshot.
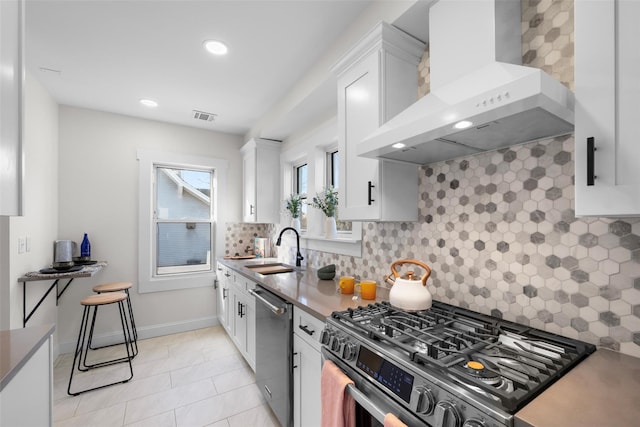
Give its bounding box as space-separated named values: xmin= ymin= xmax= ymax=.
xmin=462 ymin=419 xmax=485 ymax=427
xmin=331 ymin=336 xmax=345 ymax=353
xmin=433 ymin=401 xmax=461 ymax=427
xmin=413 ymin=386 xmax=435 ymax=415
xmin=342 ymin=342 xmax=357 ymax=360
xmin=320 ymin=328 xmax=334 ymax=345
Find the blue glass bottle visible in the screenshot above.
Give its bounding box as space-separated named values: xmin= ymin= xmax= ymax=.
xmin=80 ymin=233 xmax=91 ymax=259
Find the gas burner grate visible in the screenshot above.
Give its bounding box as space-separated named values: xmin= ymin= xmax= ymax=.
xmin=329 ymin=300 xmax=597 ymax=414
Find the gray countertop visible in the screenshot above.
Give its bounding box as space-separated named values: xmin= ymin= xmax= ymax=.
xmin=0 ymin=324 xmax=55 ymax=391
xmin=218 ymin=257 xmax=390 ymax=320
xmin=515 ymin=349 xmax=640 ymax=427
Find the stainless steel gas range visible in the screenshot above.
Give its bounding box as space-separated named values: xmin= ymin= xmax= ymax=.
xmin=321 ymin=301 xmax=596 ymax=427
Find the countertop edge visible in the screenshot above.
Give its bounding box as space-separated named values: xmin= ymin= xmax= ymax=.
xmin=0 ymin=323 xmax=55 ymax=391
xmin=219 ymin=258 xmax=328 ymax=321
xmin=218 ymin=258 xmax=390 ymax=321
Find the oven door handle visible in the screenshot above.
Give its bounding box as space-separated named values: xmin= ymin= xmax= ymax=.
xmin=345 ymin=383 xmax=387 ymax=424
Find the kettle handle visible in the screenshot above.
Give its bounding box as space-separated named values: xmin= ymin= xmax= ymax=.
xmin=388 ymin=259 xmax=431 ymax=286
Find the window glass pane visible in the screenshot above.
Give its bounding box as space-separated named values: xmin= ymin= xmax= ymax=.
xmin=331 ymin=151 xmax=339 ymax=189
xmin=296 ymin=164 xmax=307 ymax=195
xmin=327 ymin=150 xmax=351 ymax=232
xmin=156 ymin=168 xmax=211 ymax=220
xmin=295 ymin=163 xmax=308 ymax=230
xmin=156 ymin=222 xmax=211 ymax=274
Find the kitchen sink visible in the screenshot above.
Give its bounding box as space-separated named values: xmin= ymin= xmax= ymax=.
xmin=244 ymin=262 xmax=296 ymax=275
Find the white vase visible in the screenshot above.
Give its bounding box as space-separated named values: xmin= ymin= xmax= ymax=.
xmin=291 ymin=217 xmax=301 ymax=232
xmin=325 ymin=216 xmax=337 ymax=239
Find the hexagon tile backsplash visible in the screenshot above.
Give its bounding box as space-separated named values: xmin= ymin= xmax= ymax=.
xmin=274 ymin=135 xmax=640 ymax=359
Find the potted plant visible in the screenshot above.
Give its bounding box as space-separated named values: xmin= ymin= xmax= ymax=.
xmin=310 ymin=186 xmax=338 ymax=238
xmin=285 ymin=193 xmax=302 ymax=231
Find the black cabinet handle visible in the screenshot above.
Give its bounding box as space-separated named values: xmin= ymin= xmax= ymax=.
xmin=223 ymin=288 xmax=228 ymax=300
xmin=250 ymin=204 xmax=254 ymax=215
xmin=368 ymin=181 xmax=375 ymax=205
xmin=293 ymin=352 xmax=298 ymax=369
xmin=587 ymin=137 xmax=596 ymax=186
xmin=299 ymin=324 xmax=315 ymax=336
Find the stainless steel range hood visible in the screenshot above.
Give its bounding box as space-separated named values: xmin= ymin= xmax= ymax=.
xmin=357 ymin=0 xmax=574 ymax=165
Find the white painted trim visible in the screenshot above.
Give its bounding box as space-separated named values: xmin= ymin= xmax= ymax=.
xmin=137 ymin=149 xmax=228 ymax=293
xmin=58 ymin=316 xmax=219 ymax=354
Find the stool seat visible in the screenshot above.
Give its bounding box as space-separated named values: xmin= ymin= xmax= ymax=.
xmin=81 ymin=292 xmax=127 ymax=306
xmin=93 ymin=282 xmax=132 ymax=293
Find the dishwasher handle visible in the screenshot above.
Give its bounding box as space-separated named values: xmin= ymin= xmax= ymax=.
xmin=249 ymin=288 xmax=287 ymax=315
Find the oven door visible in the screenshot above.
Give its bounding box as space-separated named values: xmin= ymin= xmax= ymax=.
xmin=321 ymin=348 xmax=428 ymax=427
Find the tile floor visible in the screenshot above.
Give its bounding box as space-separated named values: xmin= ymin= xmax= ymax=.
xmin=53 ymin=326 xmax=281 ymax=427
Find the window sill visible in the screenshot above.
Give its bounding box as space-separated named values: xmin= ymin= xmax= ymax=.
xmin=282 ymin=233 xmax=362 ymax=257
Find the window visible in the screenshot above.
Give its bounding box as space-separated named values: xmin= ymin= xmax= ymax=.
xmin=155 ymin=167 xmax=212 ymax=275
xmin=294 ymin=162 xmax=308 ymax=229
xmin=137 ymin=149 xmax=228 ymax=293
xmin=327 ymin=149 xmax=352 ymax=232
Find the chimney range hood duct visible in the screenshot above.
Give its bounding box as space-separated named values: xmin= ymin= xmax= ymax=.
xmin=357 ymin=0 xmax=574 ymax=165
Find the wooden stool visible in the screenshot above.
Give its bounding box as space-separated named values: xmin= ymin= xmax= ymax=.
xmin=67 ymin=292 xmax=134 ymax=396
xmin=89 ymin=282 xmax=138 ymax=358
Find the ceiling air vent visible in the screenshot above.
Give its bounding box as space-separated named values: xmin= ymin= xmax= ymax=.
xmin=192 ymin=110 xmax=217 ymax=122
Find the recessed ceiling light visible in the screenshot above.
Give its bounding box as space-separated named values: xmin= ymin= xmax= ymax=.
xmin=454 ymin=120 xmax=473 ymax=129
xmin=140 ymin=99 xmax=158 ymax=108
xmin=392 ymin=143 xmax=406 ymax=149
xmin=203 ymin=40 xmax=228 ymax=55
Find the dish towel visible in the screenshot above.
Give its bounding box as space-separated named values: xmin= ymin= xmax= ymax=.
xmin=321 ymin=360 xmax=356 ymax=427
xmin=384 ymin=413 xmax=408 ymax=427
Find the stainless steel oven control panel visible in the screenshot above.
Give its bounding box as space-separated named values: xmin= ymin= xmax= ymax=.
xmin=321 ymin=324 xmax=508 ymax=427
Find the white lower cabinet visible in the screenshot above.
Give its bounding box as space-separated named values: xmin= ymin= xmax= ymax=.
xmin=1 ymin=331 xmax=53 ymax=427
xmin=215 ymin=262 xmax=231 ymax=334
xmin=229 ymin=274 xmax=256 ymax=371
xmin=292 ymin=307 xmax=324 ymax=427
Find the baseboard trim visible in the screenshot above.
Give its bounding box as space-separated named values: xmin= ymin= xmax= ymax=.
xmin=58 ymin=316 xmax=220 ymax=354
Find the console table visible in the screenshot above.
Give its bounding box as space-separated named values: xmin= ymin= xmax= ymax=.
xmin=18 ymin=261 xmax=107 ymax=327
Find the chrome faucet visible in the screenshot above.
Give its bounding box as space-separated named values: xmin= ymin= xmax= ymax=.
xmin=275 ymin=227 xmax=304 ymax=267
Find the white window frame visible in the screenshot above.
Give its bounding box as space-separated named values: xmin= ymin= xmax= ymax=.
xmin=137 ymin=149 xmax=228 ymax=293
xmin=325 ymin=145 xmax=352 ymax=234
xmin=280 ymin=118 xmax=361 ymax=257
xmin=293 ymin=160 xmax=308 ymax=230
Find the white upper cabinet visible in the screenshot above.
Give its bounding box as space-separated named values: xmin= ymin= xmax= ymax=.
xmin=575 ymin=0 xmax=640 ymax=216
xmin=332 ymin=22 xmax=424 ymax=221
xmin=0 ymin=0 xmax=24 ymax=216
xmin=240 ymin=138 xmax=280 ymax=223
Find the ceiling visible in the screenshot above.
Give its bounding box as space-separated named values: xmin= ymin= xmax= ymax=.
xmin=25 ymin=0 xmax=376 ymax=138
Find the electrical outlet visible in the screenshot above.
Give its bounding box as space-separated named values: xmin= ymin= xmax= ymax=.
xmin=18 ymin=237 xmax=25 ymax=254
xmin=25 ymin=236 xmax=31 ymax=252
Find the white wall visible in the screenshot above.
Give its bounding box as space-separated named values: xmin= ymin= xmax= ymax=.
xmin=245 ymin=0 xmax=416 ymax=141
xmin=5 ymin=74 xmax=59 ymax=340
xmin=55 ymin=107 xmax=243 ymax=351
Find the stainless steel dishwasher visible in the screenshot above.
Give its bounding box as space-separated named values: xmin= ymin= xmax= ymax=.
xmin=249 ymin=286 xmax=292 ymax=427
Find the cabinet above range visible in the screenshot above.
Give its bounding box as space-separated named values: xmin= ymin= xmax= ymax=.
xmin=574 ymin=0 xmax=640 ymax=216
xmin=240 ymin=138 xmax=280 ymax=223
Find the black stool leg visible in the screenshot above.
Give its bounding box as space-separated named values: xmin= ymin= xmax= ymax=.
xmin=68 ymin=300 xmax=134 ymax=396
xmin=88 ymin=290 xmax=138 ymax=358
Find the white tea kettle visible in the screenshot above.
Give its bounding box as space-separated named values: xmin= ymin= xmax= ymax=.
xmin=385 ymin=259 xmax=432 ymax=311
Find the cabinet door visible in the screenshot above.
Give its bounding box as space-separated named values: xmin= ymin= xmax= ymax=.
xmin=242 ymin=149 xmax=257 ymax=222
xmin=231 ymin=289 xmax=247 ymax=351
xmin=293 ymin=334 xmax=322 ymax=427
xmin=575 ymin=0 xmax=640 ymax=215
xmin=338 ymin=53 xmax=381 ymax=221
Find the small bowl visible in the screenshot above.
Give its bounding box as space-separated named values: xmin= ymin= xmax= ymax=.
xmin=317 ymin=271 xmax=336 ymax=280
